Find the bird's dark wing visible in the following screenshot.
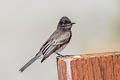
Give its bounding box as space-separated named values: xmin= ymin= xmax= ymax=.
xmin=40 ymin=31 xmax=72 ymax=63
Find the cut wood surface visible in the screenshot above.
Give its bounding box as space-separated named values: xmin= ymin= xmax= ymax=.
xmin=57 ymin=51 xmax=120 ymax=80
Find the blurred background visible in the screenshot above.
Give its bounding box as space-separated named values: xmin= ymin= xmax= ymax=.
xmin=0 ymin=0 xmax=120 ymax=80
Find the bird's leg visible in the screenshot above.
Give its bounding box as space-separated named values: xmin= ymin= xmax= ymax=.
xmin=56 ymin=52 xmax=64 ymax=57
xmin=56 ymin=52 xmax=72 ymax=57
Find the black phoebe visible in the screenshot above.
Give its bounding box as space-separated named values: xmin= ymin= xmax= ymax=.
xmin=19 ymin=16 xmax=75 ymax=72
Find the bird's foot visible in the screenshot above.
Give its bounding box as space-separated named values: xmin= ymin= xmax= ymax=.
xmin=56 ymin=53 xmax=72 ymax=57
xmin=56 ymin=53 xmax=64 ymax=57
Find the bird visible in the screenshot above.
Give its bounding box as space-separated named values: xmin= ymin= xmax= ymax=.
xmin=19 ymin=16 xmax=75 ymax=72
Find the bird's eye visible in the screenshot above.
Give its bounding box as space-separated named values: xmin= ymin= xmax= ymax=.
xmin=59 ymin=21 xmax=63 ymax=25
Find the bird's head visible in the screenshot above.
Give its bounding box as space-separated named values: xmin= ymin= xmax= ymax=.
xmin=57 ymin=16 xmax=75 ymax=30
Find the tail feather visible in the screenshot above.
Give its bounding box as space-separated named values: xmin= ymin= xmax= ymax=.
xmin=19 ymin=56 xmax=39 ymax=72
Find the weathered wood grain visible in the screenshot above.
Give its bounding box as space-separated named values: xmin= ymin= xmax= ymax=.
xmin=57 ymin=51 xmax=120 ymax=80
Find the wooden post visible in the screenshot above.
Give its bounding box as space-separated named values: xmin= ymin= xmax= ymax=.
xmin=57 ymin=51 xmax=120 ymax=80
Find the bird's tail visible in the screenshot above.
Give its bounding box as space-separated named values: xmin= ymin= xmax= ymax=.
xmin=19 ymin=55 xmax=40 ymax=72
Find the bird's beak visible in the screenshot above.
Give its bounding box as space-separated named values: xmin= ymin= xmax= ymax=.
xmin=71 ymin=22 xmax=76 ymax=24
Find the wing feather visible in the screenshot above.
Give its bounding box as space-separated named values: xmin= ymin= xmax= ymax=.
xmin=40 ymin=31 xmax=72 ymax=62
